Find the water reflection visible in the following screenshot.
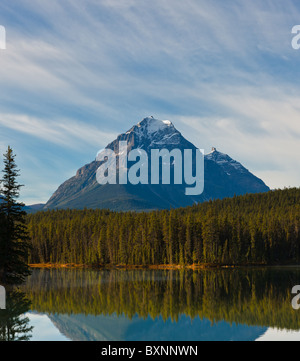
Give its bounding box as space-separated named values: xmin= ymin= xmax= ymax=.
xmin=0 ymin=289 xmax=33 ymax=341
xmin=21 ymin=268 xmax=300 ymax=341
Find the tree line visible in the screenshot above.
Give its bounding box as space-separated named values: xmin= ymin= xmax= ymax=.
xmin=27 ymin=187 xmax=300 ymax=266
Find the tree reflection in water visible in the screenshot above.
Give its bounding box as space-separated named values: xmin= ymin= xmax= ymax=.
xmin=23 ymin=267 xmax=300 ymax=331
xmin=0 ymin=288 xmax=33 ymax=341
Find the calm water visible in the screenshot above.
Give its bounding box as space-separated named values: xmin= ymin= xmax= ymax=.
xmin=2 ymin=267 xmax=300 ymax=341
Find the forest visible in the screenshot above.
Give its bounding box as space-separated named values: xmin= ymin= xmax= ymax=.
xmin=26 ymin=187 xmax=300 ymax=266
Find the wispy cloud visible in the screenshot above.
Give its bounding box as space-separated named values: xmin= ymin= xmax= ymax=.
xmin=175 ymin=84 xmax=300 ymax=189
xmin=0 ymin=113 xmax=116 ymax=149
xmin=0 ymin=0 xmax=299 ymax=203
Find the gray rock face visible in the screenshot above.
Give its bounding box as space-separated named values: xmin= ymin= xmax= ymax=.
xmin=44 ymin=117 xmax=270 ymax=211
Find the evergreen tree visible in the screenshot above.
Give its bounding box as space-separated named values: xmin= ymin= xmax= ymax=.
xmin=0 ymin=146 xmax=31 ymax=285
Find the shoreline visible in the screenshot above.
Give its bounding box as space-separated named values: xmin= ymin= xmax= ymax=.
xmin=28 ymin=262 xmax=300 ymax=270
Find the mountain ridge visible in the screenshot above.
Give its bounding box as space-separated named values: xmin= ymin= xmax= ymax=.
xmin=43 ymin=117 xmax=270 ymax=211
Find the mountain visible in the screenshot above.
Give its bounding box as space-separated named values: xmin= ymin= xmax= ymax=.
xmin=24 ymin=203 xmax=46 ymax=214
xmin=44 ymin=116 xmax=270 ymax=211
xmin=1 ymin=197 xmax=44 ymax=214
xmin=47 ymin=313 xmax=267 ymax=341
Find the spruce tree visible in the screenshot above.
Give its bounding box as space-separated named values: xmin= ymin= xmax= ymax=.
xmin=0 ymin=146 xmax=31 ymax=285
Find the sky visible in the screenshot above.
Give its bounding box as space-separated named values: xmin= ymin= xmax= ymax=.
xmin=0 ymin=0 xmax=299 ymax=205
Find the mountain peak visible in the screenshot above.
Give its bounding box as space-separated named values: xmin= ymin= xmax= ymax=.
xmin=207 ymin=147 xmax=226 ymax=157
xmin=137 ymin=116 xmax=173 ymax=133
xmin=120 ymin=116 xmax=183 ymax=149
xmin=44 ymin=116 xmax=270 ymax=212
xmin=206 ymin=148 xmax=247 ymax=174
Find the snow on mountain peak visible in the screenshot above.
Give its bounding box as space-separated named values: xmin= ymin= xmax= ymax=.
xmin=120 ymin=116 xmax=182 ymax=149
xmin=139 ymin=116 xmax=172 ymax=130
xmin=206 ymin=148 xmax=246 ymax=173
xmin=162 ymin=119 xmax=172 ymax=126
xmin=208 ymin=147 xmax=217 ymax=154
xmin=135 ymin=117 xmax=175 ymax=137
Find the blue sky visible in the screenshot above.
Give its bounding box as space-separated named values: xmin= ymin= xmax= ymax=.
xmin=0 ymin=0 xmax=299 ymax=204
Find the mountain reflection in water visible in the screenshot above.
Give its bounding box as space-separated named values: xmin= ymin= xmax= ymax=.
xmin=19 ymin=267 xmax=300 ymax=341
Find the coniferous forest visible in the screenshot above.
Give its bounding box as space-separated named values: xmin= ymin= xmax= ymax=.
xmin=27 ymin=188 xmax=300 ymax=267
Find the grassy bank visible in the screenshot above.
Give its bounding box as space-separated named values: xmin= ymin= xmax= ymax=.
xmin=28 ymin=262 xmax=277 ymax=270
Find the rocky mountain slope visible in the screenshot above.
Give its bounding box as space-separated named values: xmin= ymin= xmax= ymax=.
xmin=44 ymin=117 xmax=270 ymax=211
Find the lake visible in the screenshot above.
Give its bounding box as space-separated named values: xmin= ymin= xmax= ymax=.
xmin=2 ymin=267 xmax=300 ymax=341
